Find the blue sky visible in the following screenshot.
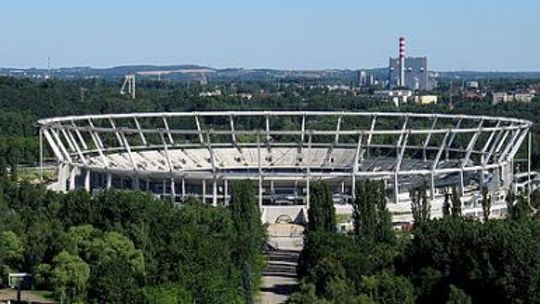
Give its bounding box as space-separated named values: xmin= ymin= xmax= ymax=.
xmin=1 ymin=0 xmax=539 ymax=71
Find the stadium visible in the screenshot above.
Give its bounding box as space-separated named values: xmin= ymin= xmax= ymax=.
xmin=38 ymin=111 xmax=532 ymax=225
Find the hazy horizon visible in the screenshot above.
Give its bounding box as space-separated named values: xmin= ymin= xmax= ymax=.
xmin=3 ymin=63 xmax=540 ymax=74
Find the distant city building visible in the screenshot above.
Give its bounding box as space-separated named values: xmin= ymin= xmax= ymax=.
xmin=528 ymin=83 xmax=540 ymax=95
xmin=492 ymin=92 xmax=535 ymax=105
xmin=233 ymin=93 xmax=253 ymax=100
xmin=326 ymin=84 xmax=352 ymax=92
xmin=463 ymin=81 xmax=485 ymax=101
xmin=374 ymin=90 xmax=439 ymax=107
xmin=389 ymin=57 xmax=435 ymax=90
xmin=198 ymin=90 xmax=222 ymax=97
xmin=463 ymin=90 xmax=486 ymax=101
xmin=357 ymin=70 xmax=374 ymax=87
xmin=415 ymin=95 xmax=438 ymax=105
xmin=374 ymin=89 xmax=413 ymax=107
xmin=466 ymin=81 xmax=479 ymax=89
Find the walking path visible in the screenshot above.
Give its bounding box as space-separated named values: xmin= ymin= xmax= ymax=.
xmin=259 ymin=224 xmax=305 ymax=304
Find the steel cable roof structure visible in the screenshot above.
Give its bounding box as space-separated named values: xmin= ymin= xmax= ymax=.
xmin=38 ymin=111 xmax=532 ymax=224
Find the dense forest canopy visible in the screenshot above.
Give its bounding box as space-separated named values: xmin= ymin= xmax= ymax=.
xmin=0 ymin=178 xmax=266 ymax=303
xmin=1 ymin=76 xmax=540 ymax=303
xmin=290 ymin=181 xmax=540 ymax=304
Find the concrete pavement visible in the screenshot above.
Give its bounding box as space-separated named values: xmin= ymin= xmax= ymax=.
xmin=259 ymin=224 xmax=304 ymax=304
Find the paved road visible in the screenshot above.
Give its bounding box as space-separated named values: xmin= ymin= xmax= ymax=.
xmin=259 ymin=249 xmax=300 ymax=304
xmin=259 ymin=224 xmax=304 ymax=304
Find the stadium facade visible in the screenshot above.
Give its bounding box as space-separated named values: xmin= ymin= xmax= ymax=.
xmin=38 ymin=111 xmax=532 ymax=225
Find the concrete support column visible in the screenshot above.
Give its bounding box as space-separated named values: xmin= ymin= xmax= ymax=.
xmin=224 ymin=179 xmax=229 ymax=206
xmin=84 ymin=170 xmax=90 ymax=192
xmin=351 ymin=175 xmax=356 ymax=200
xmin=202 ymin=179 xmax=206 ymax=203
xmin=460 ymin=170 xmax=465 ymax=196
xmin=181 ymin=177 xmax=186 ymax=201
xmin=430 ymin=173 xmax=436 ymax=200
xmin=162 ymin=179 xmax=166 ymax=196
xmin=106 ymin=173 xmax=112 ymax=189
xmin=213 ymin=178 xmax=218 ymax=206
xmin=170 ymin=178 xmax=176 ymax=202
xmin=306 ymin=178 xmax=310 ymax=209
xmin=258 ymin=177 xmax=263 ymax=210
xmin=69 ymin=166 xmax=77 ymax=190
xmin=132 ymin=175 xmax=140 ymax=191
xmin=394 ymin=173 xmax=399 ymax=204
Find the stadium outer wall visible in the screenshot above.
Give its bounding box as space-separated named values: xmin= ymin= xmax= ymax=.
xmin=38 ymin=111 xmax=532 ymax=225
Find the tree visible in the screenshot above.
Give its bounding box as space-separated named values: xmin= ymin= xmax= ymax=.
xmin=0 ymin=230 xmax=24 ymax=266
xmin=506 ymin=188 xmax=515 ymax=217
xmin=353 ymin=180 xmax=394 ymax=243
xmin=353 ymin=180 xmax=376 ymax=241
xmin=401 ymin=218 xmax=540 ymax=303
xmin=325 ymin=277 xmax=367 ymax=304
xmin=308 ymin=181 xmax=336 ymax=233
xmin=360 ymin=272 xmax=415 ymax=304
xmin=140 ymin=284 xmax=193 ymax=304
xmin=229 ymin=180 xmax=265 ymax=304
xmin=374 ymin=181 xmax=395 ymax=244
xmin=481 ymin=187 xmax=492 ymax=221
xmin=414 ymin=267 xmax=445 ymax=304
xmin=512 ymin=195 xmax=532 ymax=221
xmin=288 ymin=282 xmax=327 ymax=304
xmin=531 ymin=189 xmax=540 ymax=214
xmin=87 ymin=232 xmax=145 ymax=303
xmin=0 ymin=231 xmax=24 ymax=286
xmin=167 ymin=201 xmax=239 ymax=303
xmin=410 ymin=182 xmax=430 ymax=225
xmin=51 ymin=251 xmax=90 ymax=303
xmin=0 ymin=165 xmax=267 ymax=303
xmin=34 ymin=263 xmax=52 ymax=290
xmin=63 ymin=225 xmax=98 ymax=260
xmin=446 ymin=285 xmax=472 ymax=304
xmin=6 ymin=137 xmax=22 ymax=181
xmin=451 ymin=187 xmax=462 ymax=218
xmin=442 ymin=192 xmax=451 ymax=218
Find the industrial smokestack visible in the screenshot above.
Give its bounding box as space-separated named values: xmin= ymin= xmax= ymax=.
xmin=399 ymin=37 xmax=406 ymax=87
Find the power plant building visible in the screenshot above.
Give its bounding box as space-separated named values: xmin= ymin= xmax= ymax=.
xmin=388 ymin=37 xmax=435 ymax=91
xmin=389 ymin=57 xmax=434 ymax=90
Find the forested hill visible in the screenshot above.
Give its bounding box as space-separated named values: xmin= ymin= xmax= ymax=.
xmin=0 ymin=65 xmax=365 ymax=83
xmin=3 ymin=64 xmax=540 ymax=83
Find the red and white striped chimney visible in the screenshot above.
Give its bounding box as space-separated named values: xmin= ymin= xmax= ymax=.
xmin=399 ymin=37 xmax=406 ymax=87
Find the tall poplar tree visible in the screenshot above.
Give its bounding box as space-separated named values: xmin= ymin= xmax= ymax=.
xmin=308 ymin=181 xmax=336 ymax=233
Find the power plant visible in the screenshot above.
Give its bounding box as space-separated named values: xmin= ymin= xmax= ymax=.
xmin=389 ymin=37 xmax=435 ymax=90
xmin=399 ymin=37 xmax=406 ymax=87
